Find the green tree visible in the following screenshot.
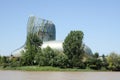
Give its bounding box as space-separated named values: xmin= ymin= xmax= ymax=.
xmin=21 ymin=33 xmax=42 ymax=66
xmin=0 ymin=56 xmax=9 ymax=68
xmin=53 ymin=53 xmax=68 ymax=68
xmin=42 ymin=46 xmax=57 ymax=66
xmin=86 ymin=57 xmax=102 ymax=70
xmin=9 ymin=57 xmax=21 ymax=67
xmin=35 ymin=48 xmax=45 ymax=66
xmin=107 ymin=52 xmax=120 ymax=71
xmin=101 ymin=54 xmax=108 ymax=70
xmin=86 ymin=52 xmax=104 ymax=70
xmin=63 ymin=30 xmax=84 ymax=68
xmin=1 ymin=56 xmax=8 ymax=63
xmin=93 ymin=52 xmax=99 ymax=58
xmin=0 ymin=55 xmax=1 ymax=65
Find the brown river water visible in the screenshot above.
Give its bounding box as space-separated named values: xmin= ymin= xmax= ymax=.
xmin=0 ymin=70 xmax=120 ymax=80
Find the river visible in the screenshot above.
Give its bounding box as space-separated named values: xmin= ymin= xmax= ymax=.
xmin=0 ymin=70 xmax=120 ymax=80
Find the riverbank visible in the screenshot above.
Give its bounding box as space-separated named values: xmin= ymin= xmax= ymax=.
xmin=0 ymin=66 xmax=109 ymax=72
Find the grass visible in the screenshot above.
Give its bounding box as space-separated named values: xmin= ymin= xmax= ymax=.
xmin=16 ymin=66 xmax=61 ymax=71
xmin=0 ymin=66 xmax=100 ymax=72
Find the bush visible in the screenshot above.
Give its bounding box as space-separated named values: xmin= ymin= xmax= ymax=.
xmin=86 ymin=57 xmax=102 ymax=70
xmin=107 ymin=52 xmax=120 ymax=71
xmin=53 ymin=53 xmax=68 ymax=68
xmin=78 ymin=62 xmax=86 ymax=69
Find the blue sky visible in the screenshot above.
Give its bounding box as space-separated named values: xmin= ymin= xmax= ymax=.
xmin=0 ymin=0 xmax=120 ymax=56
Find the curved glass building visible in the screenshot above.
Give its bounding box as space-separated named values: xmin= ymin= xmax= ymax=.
xmin=12 ymin=16 xmax=93 ymax=57
xmin=41 ymin=41 xmax=93 ymax=56
xmin=27 ymin=16 xmax=56 ymax=41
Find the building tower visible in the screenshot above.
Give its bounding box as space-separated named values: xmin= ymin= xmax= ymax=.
xmin=27 ymin=16 xmax=56 ymax=42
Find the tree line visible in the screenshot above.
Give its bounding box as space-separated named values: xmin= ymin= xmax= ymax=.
xmin=0 ymin=31 xmax=120 ymax=71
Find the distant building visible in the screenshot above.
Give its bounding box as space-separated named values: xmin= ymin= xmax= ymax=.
xmin=12 ymin=16 xmax=93 ymax=57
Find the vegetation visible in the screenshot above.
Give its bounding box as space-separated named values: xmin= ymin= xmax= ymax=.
xmin=0 ymin=66 xmax=99 ymax=71
xmin=107 ymin=52 xmax=120 ymax=71
xmin=21 ymin=33 xmax=42 ymax=66
xmin=0 ymin=30 xmax=120 ymax=71
xmin=63 ymin=31 xmax=84 ymax=68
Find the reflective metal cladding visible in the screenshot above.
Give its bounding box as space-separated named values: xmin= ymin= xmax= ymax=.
xmin=27 ymin=16 xmax=56 ymax=41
